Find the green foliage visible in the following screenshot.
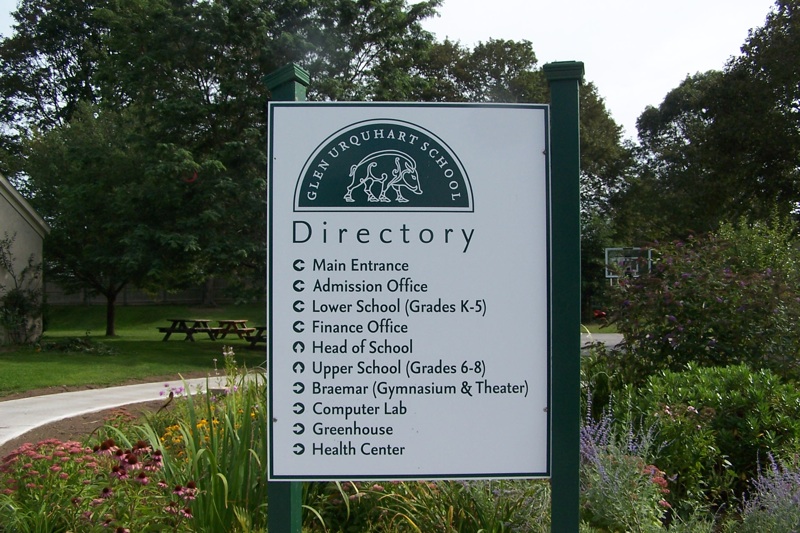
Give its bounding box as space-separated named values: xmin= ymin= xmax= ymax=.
xmin=626 ymin=364 xmax=800 ymax=513
xmin=0 ymin=0 xmax=107 ymax=148
xmin=0 ymin=233 xmax=43 ymax=345
xmin=304 ymin=479 xmax=551 ymax=532
xmin=624 ymin=71 xmax=728 ymax=241
xmin=609 ymin=219 xmax=800 ymax=384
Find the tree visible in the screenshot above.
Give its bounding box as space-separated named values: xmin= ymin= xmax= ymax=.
xmin=0 ymin=0 xmax=109 ymax=159
xmin=89 ymin=0 xmax=446 ymax=296
xmin=619 ymin=0 xmax=800 ymax=243
xmin=2 ymin=0 xmax=632 ymax=327
xmin=299 ymin=0 xmax=442 ymax=100
xmin=22 ymin=104 xmax=201 ymax=336
xmin=715 ymin=0 xmax=800 ymax=219
xmin=616 ymin=71 xmax=729 ymax=242
xmin=0 ymin=0 xmax=454 ymax=315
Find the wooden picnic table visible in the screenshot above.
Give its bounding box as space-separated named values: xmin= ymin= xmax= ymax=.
xmin=216 ymin=319 xmax=256 ymax=340
xmin=244 ymin=326 xmax=267 ymax=349
xmin=158 ymin=318 xmax=221 ymax=341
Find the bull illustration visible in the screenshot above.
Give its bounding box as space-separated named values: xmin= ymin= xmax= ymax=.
xmin=343 ymin=150 xmax=422 ymax=203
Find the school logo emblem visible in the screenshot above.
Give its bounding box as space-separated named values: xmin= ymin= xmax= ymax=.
xmin=295 ymin=119 xmax=473 ymax=211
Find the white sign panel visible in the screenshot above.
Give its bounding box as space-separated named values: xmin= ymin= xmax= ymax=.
xmin=268 ymin=103 xmax=551 ymax=480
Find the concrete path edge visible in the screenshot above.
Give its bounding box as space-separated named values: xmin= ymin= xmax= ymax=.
xmin=0 ymin=376 xmax=230 ymax=448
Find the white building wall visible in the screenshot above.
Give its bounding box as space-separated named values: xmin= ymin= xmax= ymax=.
xmin=0 ymin=173 xmax=49 ymax=342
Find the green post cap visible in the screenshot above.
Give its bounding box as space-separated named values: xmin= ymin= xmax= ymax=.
xmin=264 ymin=63 xmax=311 ymax=101
xmin=543 ymin=61 xmax=585 ymax=82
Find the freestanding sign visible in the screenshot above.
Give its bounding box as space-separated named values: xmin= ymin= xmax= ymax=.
xmin=268 ymin=103 xmax=551 ymax=480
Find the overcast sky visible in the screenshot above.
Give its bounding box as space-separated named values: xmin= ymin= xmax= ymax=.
xmin=421 ymin=0 xmax=777 ymax=139
xmin=0 ymin=0 xmax=778 ymax=139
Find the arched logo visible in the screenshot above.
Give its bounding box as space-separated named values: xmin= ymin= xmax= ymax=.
xmin=294 ymin=119 xmax=473 ymax=211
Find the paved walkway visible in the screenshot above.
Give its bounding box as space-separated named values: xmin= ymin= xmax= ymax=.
xmin=0 ymin=335 xmax=622 ymax=449
xmin=0 ymin=376 xmax=229 ymax=448
xmin=581 ymin=332 xmax=623 ymax=349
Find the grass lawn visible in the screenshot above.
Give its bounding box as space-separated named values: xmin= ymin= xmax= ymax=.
xmin=0 ymin=304 xmax=267 ymax=397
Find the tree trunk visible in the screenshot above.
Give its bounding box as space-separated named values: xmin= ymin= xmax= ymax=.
xmin=105 ymin=292 xmax=117 ymax=337
xmin=203 ymin=276 xmax=216 ymax=306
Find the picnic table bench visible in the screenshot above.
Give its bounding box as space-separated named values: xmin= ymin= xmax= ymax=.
xmin=216 ymin=319 xmax=256 ymax=340
xmin=244 ymin=326 xmax=267 ymax=349
xmin=158 ymin=318 xmax=222 ymax=341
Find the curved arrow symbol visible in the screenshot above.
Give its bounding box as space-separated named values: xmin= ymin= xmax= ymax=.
xmin=293 ymin=443 xmax=305 ymax=455
xmin=293 ymin=382 xmax=305 ymax=394
xmin=293 ymin=341 xmax=305 ymax=353
xmin=293 ymin=361 xmax=305 ymax=374
xmin=293 ymin=423 xmax=305 ymax=435
xmin=293 ymin=300 xmax=305 ymax=312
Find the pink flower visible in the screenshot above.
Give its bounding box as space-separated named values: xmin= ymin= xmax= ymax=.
xmin=121 ymin=453 xmax=142 ymax=470
xmin=174 ymin=481 xmax=199 ymax=501
xmin=132 ymin=440 xmax=152 ymax=455
xmin=94 ymin=439 xmax=118 ymax=456
xmin=110 ymin=465 xmax=128 ymax=480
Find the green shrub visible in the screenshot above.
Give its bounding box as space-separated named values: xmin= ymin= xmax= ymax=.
xmin=609 ymin=218 xmax=800 ymax=384
xmin=626 ymin=364 xmax=800 ymax=513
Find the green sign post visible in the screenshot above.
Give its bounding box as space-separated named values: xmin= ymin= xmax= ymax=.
xmin=264 ymin=63 xmax=309 ymax=533
xmin=544 ymin=61 xmax=584 ymax=532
